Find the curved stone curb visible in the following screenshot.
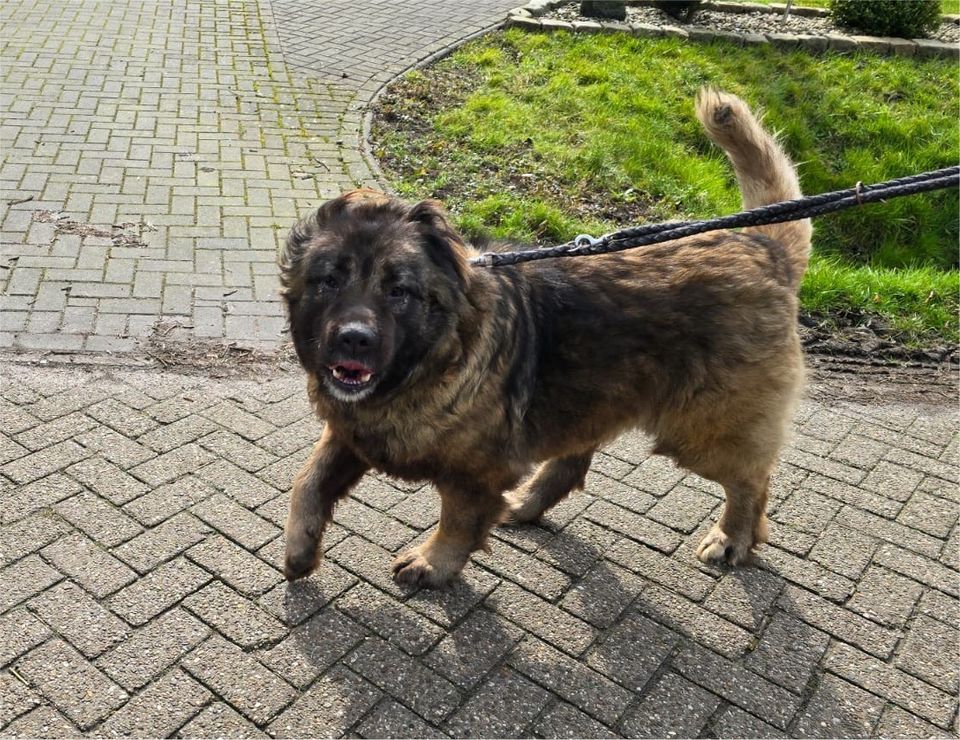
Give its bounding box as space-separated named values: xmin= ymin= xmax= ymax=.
xmin=509 ymin=1 xmax=960 ymax=59
xmin=355 ymin=23 xmax=511 ymax=195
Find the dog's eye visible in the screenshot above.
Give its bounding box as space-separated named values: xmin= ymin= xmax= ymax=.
xmin=321 ymin=276 xmax=339 ymax=290
xmin=388 ymin=286 xmax=408 ymax=300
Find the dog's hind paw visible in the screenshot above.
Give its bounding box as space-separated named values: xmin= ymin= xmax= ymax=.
xmin=696 ymin=524 xmax=755 ymax=566
xmin=391 ymin=541 xmax=463 ymax=589
xmin=499 ymin=490 xmax=542 ymax=526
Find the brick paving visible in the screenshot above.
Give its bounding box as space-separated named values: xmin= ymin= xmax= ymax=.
xmin=0 ymin=0 xmax=518 ymax=352
xmin=0 ymin=361 xmax=957 ymax=738
xmin=2 ymin=0 xmax=959 ymax=737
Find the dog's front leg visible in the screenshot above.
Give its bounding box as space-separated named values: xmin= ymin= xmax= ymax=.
xmin=284 ymin=426 xmax=368 ymax=581
xmin=392 ymin=481 xmax=503 ymax=589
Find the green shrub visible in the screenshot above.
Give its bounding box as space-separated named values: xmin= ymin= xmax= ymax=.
xmin=829 ymin=0 xmax=941 ymax=38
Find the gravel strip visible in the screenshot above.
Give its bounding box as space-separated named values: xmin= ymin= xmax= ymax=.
xmin=545 ymin=3 xmax=960 ymax=44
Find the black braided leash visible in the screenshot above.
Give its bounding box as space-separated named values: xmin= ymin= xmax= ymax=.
xmin=469 ymin=166 xmax=960 ymax=267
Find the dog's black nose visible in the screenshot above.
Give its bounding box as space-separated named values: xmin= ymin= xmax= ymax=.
xmin=337 ymin=324 xmax=377 ymax=353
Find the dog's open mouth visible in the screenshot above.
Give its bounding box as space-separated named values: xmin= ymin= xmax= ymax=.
xmin=327 ymin=360 xmax=376 ymax=391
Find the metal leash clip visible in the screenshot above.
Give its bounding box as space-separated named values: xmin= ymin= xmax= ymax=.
xmin=573 ymin=233 xmax=601 ymax=248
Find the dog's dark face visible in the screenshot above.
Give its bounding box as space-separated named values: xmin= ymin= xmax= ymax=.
xmin=280 ymin=190 xmax=471 ymax=404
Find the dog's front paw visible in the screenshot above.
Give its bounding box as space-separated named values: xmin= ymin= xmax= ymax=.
xmin=696 ymin=523 xmax=756 ymax=566
xmin=391 ymin=541 xmax=465 ymax=589
xmin=283 ymin=526 xmax=323 ymax=581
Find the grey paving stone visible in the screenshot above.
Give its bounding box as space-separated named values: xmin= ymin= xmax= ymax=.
xmin=85 ymin=398 xmax=160 ymax=438
xmin=198 ymin=430 xmax=277 ymax=473
xmin=836 ymin=506 xmax=943 ymax=559
xmin=535 ymin=518 xmax=620 ymax=577
xmin=335 ymin=497 xmax=418 ymax=551
xmin=711 ymin=705 xmax=783 ymax=738
xmin=0 ymin=670 xmax=42 ymax=728
xmin=13 ymin=411 xmax=97 ymax=452
xmin=474 ymin=538 xmax=572 ymax=601
xmin=122 ymin=475 xmax=216 ymax=527
xmin=758 ymin=545 xmax=855 ymax=602
xmin=445 ymin=666 xmax=551 ymax=738
xmin=107 ymin=556 xmax=211 ymax=626
xmin=772 ymin=488 xmax=841 ymax=534
xmin=0 ymin=510 xmax=71 ymax=565
xmin=508 ymin=638 xmax=632 ymax=726
xmin=53 ymin=491 xmax=143 ymax=547
xmin=186 ymin=533 xmax=282 ymax=596
xmin=583 ymin=471 xmax=655 ymax=516
xmin=14 ymin=639 xmax=128 ymax=731
xmin=65 ymin=456 xmax=148 ymax=504
xmin=41 ymin=533 xmax=136 ymax=598
xmin=338 ymin=581 xmax=444 ymax=655
xmin=200 ymin=400 xmax=276 ymax=440
xmin=559 ymin=560 xmax=644 ymax=629
xmin=586 ymin=612 xmax=678 ymax=692
xmin=424 ymin=608 xmax=523 ymax=690
xmin=403 ymin=565 xmax=501 ymax=628
xmin=2 ymin=705 xmax=81 ymax=738
xmin=875 ymin=705 xmax=954 ymax=739
xmin=672 ymin=642 xmax=801 ymax=730
xmin=847 ymin=566 xmax=924 ymax=628
xmin=197 ymin=458 xmax=281 ymax=509
xmin=183 ymin=581 xmax=287 ymax=650
xmin=345 ymin=637 xmax=461 ymax=724
xmin=583 ymin=500 xmax=682 ymax=553
xmin=269 ymin=664 xmax=381 ymax=738
xmin=620 ymin=671 xmax=720 ymax=738
xmin=646 ymin=483 xmax=719 ymax=533
xmin=258 ymin=560 xmax=357 ymax=625
xmin=745 ymin=610 xmax=829 ymax=694
xmin=0 ymin=555 xmax=63 ymax=612
xmin=895 ymin=615 xmax=959 ymax=694
xmin=96 ymin=608 xmax=210 ymax=692
xmin=0 ymin=609 xmax=51 ymax=668
xmin=915 ymin=588 xmax=959 ymax=628
xmin=328 ymin=535 xmax=420 ymax=599
xmin=258 ymin=607 xmax=366 ymax=689
xmin=190 ymin=493 xmax=279 ymax=550
xmin=1 ymin=473 xmax=81 ymax=522
xmin=897 ymin=491 xmax=959 ymax=538
xmin=792 ymin=673 xmax=886 ymax=738
xmin=113 ymin=512 xmax=212 ymax=574
xmin=808 ymin=522 xmax=878 ymax=579
xmin=703 ymin=567 xmax=783 ymax=630
xmin=534 ymin=701 xmax=618 ymax=739
xmin=621 ymin=454 xmax=683 ymax=492
xmin=28 ymin=581 xmax=129 ymax=658
xmin=97 ymin=668 xmax=211 ymax=738
xmin=633 ymin=583 xmax=753 ymax=659
xmin=825 ymin=641 xmax=955 ymax=729
xmin=358 ymin=698 xmax=448 ymax=739
xmin=182 ymin=635 xmax=296 ymax=726
xmin=778 ymin=584 xmax=899 ymax=659
xmin=860 ymin=460 xmax=925 ymax=502
xmin=873 ymin=542 xmax=957 ymax=597
xmin=138 ymin=413 xmax=219 ymax=453
xmin=605 ymin=537 xmax=716 ymax=600
xmin=74 ymin=426 xmax=156 ymax=468
xmin=486 ymin=581 xmax=595 ymax=657
xmin=129 ymin=443 xmax=216 ymax=487
xmin=176 ymin=702 xmax=268 ymax=739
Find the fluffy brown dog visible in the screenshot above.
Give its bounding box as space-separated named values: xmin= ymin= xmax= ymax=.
xmin=279 ymin=89 xmax=811 ymax=588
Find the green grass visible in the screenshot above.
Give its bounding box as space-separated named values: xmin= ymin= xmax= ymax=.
xmin=373 ymin=30 xmax=959 ymax=344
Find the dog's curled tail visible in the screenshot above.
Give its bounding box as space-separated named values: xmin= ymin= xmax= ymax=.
xmin=695 ymin=87 xmax=812 ymax=287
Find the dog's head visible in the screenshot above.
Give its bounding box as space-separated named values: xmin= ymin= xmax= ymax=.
xmin=280 ymin=189 xmax=472 ymax=404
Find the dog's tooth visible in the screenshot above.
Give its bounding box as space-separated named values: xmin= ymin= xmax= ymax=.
xmin=359 ymin=372 xmax=372 ymax=383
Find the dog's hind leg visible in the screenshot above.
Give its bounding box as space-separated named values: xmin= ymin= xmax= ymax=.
xmin=501 ymin=450 xmax=594 ymax=525
xmin=696 ymin=472 xmax=771 ymax=565
xmin=393 ymin=481 xmax=504 ymax=588
xmin=284 ymin=426 xmax=368 ymax=581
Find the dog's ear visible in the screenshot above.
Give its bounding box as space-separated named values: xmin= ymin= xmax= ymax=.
xmin=280 ymin=190 xmax=390 ymax=293
xmin=407 ymin=200 xmax=470 ymax=285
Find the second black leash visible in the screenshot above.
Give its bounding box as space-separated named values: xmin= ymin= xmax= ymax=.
xmin=469 ymin=166 xmax=960 ymax=268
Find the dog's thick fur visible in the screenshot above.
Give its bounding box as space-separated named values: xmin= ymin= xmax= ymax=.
xmin=280 ymin=89 xmax=812 ymax=587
